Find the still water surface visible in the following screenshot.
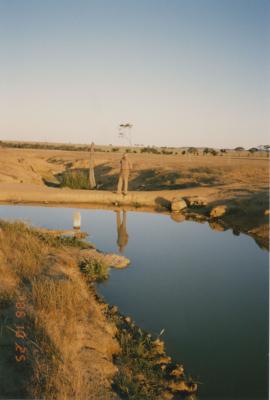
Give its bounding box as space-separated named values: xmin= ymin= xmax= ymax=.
xmin=0 ymin=205 xmax=268 ymax=399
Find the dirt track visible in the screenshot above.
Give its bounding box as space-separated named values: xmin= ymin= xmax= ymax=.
xmin=0 ymin=182 xmax=216 ymax=208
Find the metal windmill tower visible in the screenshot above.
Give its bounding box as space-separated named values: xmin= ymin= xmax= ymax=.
xmin=118 ymin=123 xmax=133 ymax=146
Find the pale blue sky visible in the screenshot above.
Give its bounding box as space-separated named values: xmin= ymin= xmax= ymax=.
xmin=0 ymin=0 xmax=269 ymax=148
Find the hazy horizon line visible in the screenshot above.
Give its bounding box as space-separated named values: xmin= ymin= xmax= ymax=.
xmin=1 ymin=138 xmax=268 ymax=150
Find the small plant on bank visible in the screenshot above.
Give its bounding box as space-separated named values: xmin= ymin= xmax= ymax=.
xmin=80 ymin=259 xmax=109 ymax=282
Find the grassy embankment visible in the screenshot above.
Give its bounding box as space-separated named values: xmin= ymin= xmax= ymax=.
xmin=0 ymin=221 xmax=197 ymax=400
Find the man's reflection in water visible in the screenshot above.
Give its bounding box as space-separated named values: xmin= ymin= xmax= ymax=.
xmin=116 ymin=210 xmax=129 ymax=253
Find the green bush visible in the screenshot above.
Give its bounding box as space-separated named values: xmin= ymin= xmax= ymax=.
xmin=80 ymin=259 xmax=109 ymax=282
xmin=140 ymin=147 xmax=160 ymax=154
xmin=60 ymin=170 xmax=89 ymax=189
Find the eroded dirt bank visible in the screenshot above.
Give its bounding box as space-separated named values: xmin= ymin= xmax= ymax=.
xmin=0 ymin=221 xmax=197 ymax=400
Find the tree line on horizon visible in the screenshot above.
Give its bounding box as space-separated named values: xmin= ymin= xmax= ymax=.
xmin=0 ymin=140 xmax=269 ymax=155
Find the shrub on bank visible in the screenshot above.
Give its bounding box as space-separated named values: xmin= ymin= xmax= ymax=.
xmin=80 ymin=259 xmax=109 ymax=282
xmin=59 ymin=170 xmax=89 ymax=189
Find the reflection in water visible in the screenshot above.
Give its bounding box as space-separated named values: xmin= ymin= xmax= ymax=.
xmin=116 ymin=210 xmax=129 ymax=253
xmin=73 ymin=211 xmax=81 ymax=230
xmin=170 ymin=212 xmax=185 ymax=223
xmin=0 ymin=205 xmax=268 ymax=400
xmin=208 ymin=221 xmax=226 ymax=232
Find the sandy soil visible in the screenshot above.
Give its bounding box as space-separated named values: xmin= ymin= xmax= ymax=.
xmin=0 ymin=147 xmax=268 ymax=190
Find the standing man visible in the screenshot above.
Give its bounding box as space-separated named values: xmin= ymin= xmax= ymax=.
xmin=117 ymin=153 xmax=132 ymax=195
xmin=89 ymin=142 xmax=96 ymax=189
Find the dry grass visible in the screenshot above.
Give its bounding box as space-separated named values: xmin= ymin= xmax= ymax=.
xmin=0 ymin=220 xmax=118 ymax=400
xmin=0 ymin=221 xmax=46 ymax=279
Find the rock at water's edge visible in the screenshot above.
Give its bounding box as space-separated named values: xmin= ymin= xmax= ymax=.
xmin=210 ymin=205 xmax=227 ymax=218
xmin=171 ymin=197 xmax=187 ymax=212
xmin=186 ymin=196 xmax=208 ymax=208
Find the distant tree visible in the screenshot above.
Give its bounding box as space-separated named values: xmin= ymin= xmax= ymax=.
xmin=234 ymin=146 xmax=245 ymax=151
xmin=181 ymin=150 xmax=186 ymax=155
xmin=162 ymin=149 xmax=173 ymax=155
xmin=140 ymin=146 xmax=160 ymax=154
xmin=203 ymin=148 xmax=217 ymax=156
xmin=220 ymin=149 xmax=227 ymax=153
xmin=234 ymin=146 xmax=245 ymax=157
xmin=187 ymin=147 xmax=198 ymax=155
xmin=248 ymin=147 xmax=258 ymax=154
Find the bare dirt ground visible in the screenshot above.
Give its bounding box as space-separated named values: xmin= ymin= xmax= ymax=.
xmin=0 ymin=147 xmax=268 ymax=190
xmin=0 ymin=147 xmax=269 ymax=247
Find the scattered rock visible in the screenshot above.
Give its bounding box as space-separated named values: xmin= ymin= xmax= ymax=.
xmin=170 ymin=364 xmax=184 ymax=377
xmin=168 ymin=380 xmax=198 ymax=394
xmin=210 ymin=205 xmax=227 ymax=218
xmin=80 ymin=249 xmax=130 ymax=269
xmin=155 ymin=356 xmax=172 ymax=365
xmin=171 ymin=197 xmax=187 ymax=212
xmin=103 ymin=253 xmax=130 ymax=269
xmin=264 ymin=209 xmax=270 ymax=216
xmin=110 ymin=305 xmax=118 ymax=314
xmin=162 ymin=391 xmax=174 ymax=400
xmin=153 ymin=339 xmax=165 ymax=355
xmin=186 ymin=196 xmax=207 ymax=208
